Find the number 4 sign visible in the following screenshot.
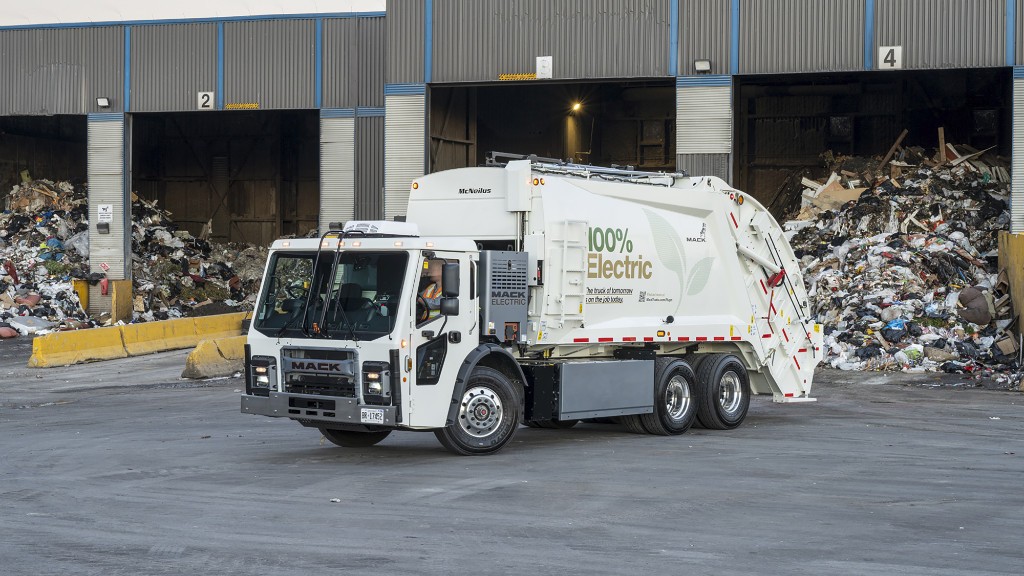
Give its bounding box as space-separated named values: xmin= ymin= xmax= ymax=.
xmin=878 ymin=46 xmax=903 ymax=70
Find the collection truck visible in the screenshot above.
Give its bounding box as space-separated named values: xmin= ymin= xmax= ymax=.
xmin=241 ymin=158 xmax=822 ymax=455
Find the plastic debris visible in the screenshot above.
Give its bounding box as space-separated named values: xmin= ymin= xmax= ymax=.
xmin=786 ymin=143 xmax=1021 ymax=384
xmin=1 ymin=179 xmax=267 ymax=336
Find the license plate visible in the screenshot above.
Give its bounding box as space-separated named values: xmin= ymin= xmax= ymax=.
xmin=360 ymin=408 xmax=385 ymax=425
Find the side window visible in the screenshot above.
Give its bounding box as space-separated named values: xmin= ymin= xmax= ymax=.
xmin=416 ymin=258 xmax=445 ymax=325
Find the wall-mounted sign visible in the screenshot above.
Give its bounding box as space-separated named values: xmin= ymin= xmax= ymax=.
xmin=878 ymin=46 xmax=903 ymax=70
xmin=97 ymin=204 xmax=113 ymax=223
xmin=536 ymin=56 xmax=553 ymax=79
xmin=197 ymin=92 xmax=214 ymax=109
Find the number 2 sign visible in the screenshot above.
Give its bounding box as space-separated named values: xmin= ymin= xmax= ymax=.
xmin=197 ymin=92 xmax=215 ymax=110
xmin=878 ymin=46 xmax=903 ymax=70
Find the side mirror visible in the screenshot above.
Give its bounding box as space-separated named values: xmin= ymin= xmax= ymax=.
xmin=442 ymin=263 xmax=460 ymax=297
xmin=440 ymin=297 xmax=459 ymax=316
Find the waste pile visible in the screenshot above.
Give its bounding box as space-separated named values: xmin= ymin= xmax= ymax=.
xmin=786 ymin=142 xmax=1021 ymax=383
xmin=1 ymin=179 xmax=266 ymax=338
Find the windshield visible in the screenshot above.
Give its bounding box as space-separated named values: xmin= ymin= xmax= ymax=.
xmin=253 ymin=250 xmax=409 ymax=340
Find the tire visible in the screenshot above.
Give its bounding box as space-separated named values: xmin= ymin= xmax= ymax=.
xmin=318 ymin=427 xmax=392 ymax=447
xmin=640 ymin=358 xmax=697 ymax=435
xmin=524 ymin=420 xmax=544 ymax=429
xmin=434 ymin=367 xmax=521 ymax=455
xmin=617 ymin=414 xmax=649 ymax=434
xmin=694 ymin=354 xmax=750 ymax=430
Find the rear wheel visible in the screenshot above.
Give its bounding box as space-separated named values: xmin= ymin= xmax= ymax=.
xmin=694 ymin=354 xmax=750 ymax=430
xmin=318 ymin=427 xmax=392 ymax=448
xmin=434 ymin=367 xmax=521 ymax=455
xmin=618 ymin=414 xmax=648 ymax=434
xmin=640 ymin=358 xmax=697 ymax=435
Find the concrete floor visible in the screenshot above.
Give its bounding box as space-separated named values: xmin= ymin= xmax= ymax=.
xmin=0 ymin=348 xmax=1021 ymax=575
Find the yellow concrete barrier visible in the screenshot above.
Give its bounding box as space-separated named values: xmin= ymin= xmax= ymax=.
xmin=27 ymin=311 xmax=251 ymax=368
xmin=181 ymin=336 xmax=247 ymax=379
xmin=122 ymin=318 xmax=200 ymax=356
xmin=28 ymin=326 xmax=127 ymax=367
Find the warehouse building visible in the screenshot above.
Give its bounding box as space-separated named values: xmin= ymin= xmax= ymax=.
xmin=1 ymin=0 xmax=1022 ymax=313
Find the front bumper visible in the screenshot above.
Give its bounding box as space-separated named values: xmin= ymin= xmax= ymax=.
xmin=241 ymin=392 xmax=400 ymax=427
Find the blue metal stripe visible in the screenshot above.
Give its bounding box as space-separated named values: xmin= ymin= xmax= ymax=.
xmin=356 ymin=107 xmax=385 ymax=117
xmin=217 ymin=22 xmax=224 ymax=109
xmin=1014 ymin=66 xmax=1024 ymax=78
xmin=315 ymin=18 xmax=323 ymax=109
xmin=425 ymin=0 xmax=433 ymax=83
xmin=88 ymin=113 xmax=124 ymax=122
xmin=669 ymin=0 xmax=679 ymax=76
xmin=321 ymin=108 xmax=355 ymax=118
xmin=124 ymin=27 xmax=131 ymax=112
xmin=384 ymin=83 xmax=426 ymax=96
xmin=677 ymin=75 xmax=731 ymax=87
xmin=1008 ymin=0 xmax=1017 ymax=66
xmin=730 ymin=0 xmax=739 ymax=74
xmin=0 ymin=12 xmax=385 ymax=31
xmin=865 ymin=0 xmax=875 ymax=70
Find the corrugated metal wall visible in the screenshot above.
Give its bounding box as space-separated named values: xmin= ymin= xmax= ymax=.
xmin=323 ymin=17 xmax=386 ymax=109
xmin=356 ymin=116 xmax=385 ymax=219
xmin=1018 ymin=0 xmax=1024 ymax=65
xmin=320 ymin=115 xmax=356 ymax=230
xmin=224 ymin=20 xmax=315 ymax=109
xmin=384 ymin=95 xmax=425 ymax=220
xmin=875 ymin=0 xmax=1004 ymax=69
xmin=131 ymin=24 xmax=217 ymax=113
xmin=87 ymin=114 xmax=127 ymax=304
xmin=678 ymin=153 xmax=730 ymax=182
xmin=0 ymin=27 xmax=122 ymax=115
xmin=740 ymin=0 xmax=864 ymax=74
xmin=677 ymin=85 xmax=732 ymax=154
xmin=1013 ymin=77 xmax=1024 ymax=233
xmin=678 ymin=0 xmax=731 ymax=76
xmin=386 ymin=0 xmax=426 ymax=84
xmin=433 ymin=0 xmax=671 ymax=82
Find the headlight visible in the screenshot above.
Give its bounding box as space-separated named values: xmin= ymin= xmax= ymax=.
xmin=248 ymin=355 xmax=277 ymax=395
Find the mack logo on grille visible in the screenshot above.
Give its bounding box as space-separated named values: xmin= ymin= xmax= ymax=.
xmin=290 ymin=361 xmax=343 ymax=372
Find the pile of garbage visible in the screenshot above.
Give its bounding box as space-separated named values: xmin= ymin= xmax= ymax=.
xmin=786 ymin=142 xmax=1020 ymax=382
xmin=1 ymin=179 xmax=266 ymax=338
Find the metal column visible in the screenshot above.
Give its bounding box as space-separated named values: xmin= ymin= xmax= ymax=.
xmin=384 ymin=84 xmax=426 ymax=221
xmin=320 ymin=109 xmax=356 ymax=231
xmin=676 ymin=75 xmax=733 ymax=182
xmin=86 ymin=112 xmax=130 ymax=314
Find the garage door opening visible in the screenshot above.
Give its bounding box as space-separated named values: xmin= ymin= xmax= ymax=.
xmin=429 ymin=81 xmax=675 ymax=173
xmin=736 ymin=68 xmax=1011 ymax=214
xmin=132 ymin=110 xmax=319 ymax=246
xmin=0 ymin=115 xmax=86 ymax=198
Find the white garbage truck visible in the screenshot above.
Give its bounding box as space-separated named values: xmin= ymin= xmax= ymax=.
xmin=241 ymin=158 xmax=822 ymax=455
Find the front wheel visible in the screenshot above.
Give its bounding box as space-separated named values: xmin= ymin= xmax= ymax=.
xmin=694 ymin=354 xmax=750 ymax=430
xmin=434 ymin=367 xmax=521 ymax=455
xmin=318 ymin=427 xmax=392 ymax=447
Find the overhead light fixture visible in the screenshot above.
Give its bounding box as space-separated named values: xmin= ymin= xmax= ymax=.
xmin=694 ymin=60 xmax=712 ymax=73
xmin=96 ymin=97 xmax=111 ymax=108
xmin=571 ymin=102 xmax=582 ymax=113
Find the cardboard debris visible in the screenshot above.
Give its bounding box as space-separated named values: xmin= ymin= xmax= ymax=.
xmin=1 ymin=179 xmax=267 ymax=337
xmin=787 ymin=140 xmax=1021 ymax=384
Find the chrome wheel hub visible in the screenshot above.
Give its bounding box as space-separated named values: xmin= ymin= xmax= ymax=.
xmin=719 ymin=371 xmax=743 ymax=416
xmin=459 ymin=386 xmax=503 ymax=438
xmin=665 ymin=375 xmax=692 ymax=421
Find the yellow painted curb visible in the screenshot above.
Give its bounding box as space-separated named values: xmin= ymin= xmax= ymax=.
xmin=181 ymin=335 xmax=247 ymax=379
xmin=27 ymin=312 xmax=251 ymax=368
xmin=28 ymin=326 xmax=127 ymax=367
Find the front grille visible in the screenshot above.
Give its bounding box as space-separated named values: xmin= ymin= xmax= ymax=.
xmin=281 ymin=347 xmax=357 ymax=397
